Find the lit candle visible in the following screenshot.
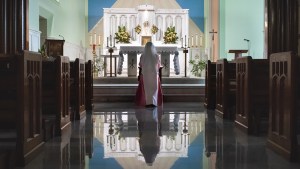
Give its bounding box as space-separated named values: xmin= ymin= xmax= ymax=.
xmin=188 ymin=36 xmax=190 ymax=47
xmin=195 ymin=34 xmax=198 ymax=47
xmin=181 ymin=37 xmax=183 ymax=48
xmin=94 ymin=33 xmax=96 ymax=44
xmin=200 ymin=35 xmax=203 ymax=47
xmin=113 ymin=37 xmax=115 ymax=47
xmin=185 ymin=35 xmax=186 ymax=47
xmin=90 ymin=35 xmax=92 ymax=45
xmin=191 ymin=36 xmax=194 ymax=47
xmin=98 ymin=35 xmax=101 ymax=45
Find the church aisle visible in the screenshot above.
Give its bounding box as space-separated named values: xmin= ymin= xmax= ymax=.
xmin=18 ymin=102 xmax=300 ymax=169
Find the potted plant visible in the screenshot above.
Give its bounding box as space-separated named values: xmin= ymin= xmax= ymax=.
xmin=189 ymin=59 xmax=206 ymax=77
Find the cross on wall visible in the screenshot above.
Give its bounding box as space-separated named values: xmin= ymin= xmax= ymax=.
xmin=209 ymin=29 xmax=218 ymax=41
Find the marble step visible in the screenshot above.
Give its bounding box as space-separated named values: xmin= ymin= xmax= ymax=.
xmin=93 ymin=77 xmax=205 ymax=84
xmin=93 ymin=83 xmax=204 ymax=102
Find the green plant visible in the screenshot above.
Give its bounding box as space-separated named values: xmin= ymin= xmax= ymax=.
xmin=189 ymin=59 xmax=206 ymax=77
xmin=115 ymin=26 xmax=131 ymax=43
xmin=163 ymin=26 xmax=178 ymax=44
xmin=38 ymin=44 xmax=47 ymax=57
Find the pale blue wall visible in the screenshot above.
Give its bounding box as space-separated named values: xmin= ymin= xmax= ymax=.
xmin=29 ymin=0 xmax=87 ymax=47
xmin=219 ymin=0 xmax=264 ymax=59
xmin=29 ymin=0 xmax=39 ymax=30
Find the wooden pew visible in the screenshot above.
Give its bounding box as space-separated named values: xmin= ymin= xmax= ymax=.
xmin=0 ymin=51 xmax=44 ymax=166
xmin=85 ymin=60 xmax=93 ymax=111
xmin=267 ymin=52 xmax=300 ymax=162
xmin=70 ymin=58 xmax=86 ymax=121
xmin=204 ymin=60 xmax=216 ymax=109
xmin=235 ymin=56 xmax=269 ymax=135
xmin=215 ymin=59 xmax=236 ymax=120
xmin=42 ymin=56 xmax=71 ymax=140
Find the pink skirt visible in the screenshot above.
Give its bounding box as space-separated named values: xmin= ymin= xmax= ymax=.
xmin=135 ymin=75 xmax=163 ymax=106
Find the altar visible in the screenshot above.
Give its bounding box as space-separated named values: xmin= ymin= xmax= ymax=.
xmin=101 ymin=4 xmax=189 ymax=77
xmin=118 ymin=45 xmax=179 ymax=77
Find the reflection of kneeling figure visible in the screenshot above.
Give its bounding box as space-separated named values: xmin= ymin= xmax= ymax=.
xmin=135 ymin=107 xmax=162 ymax=166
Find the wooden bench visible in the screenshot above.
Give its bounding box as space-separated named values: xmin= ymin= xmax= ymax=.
xmin=0 ymin=51 xmax=44 ymax=166
xmin=42 ymin=56 xmax=71 ymax=140
xmin=267 ymin=51 xmax=300 ymax=162
xmin=70 ymin=58 xmax=86 ymax=121
xmin=215 ymin=59 xmax=236 ymax=120
xmin=204 ymin=60 xmax=216 ymax=109
xmin=235 ymin=56 xmax=269 ymax=135
xmin=85 ymin=60 xmax=93 ymax=111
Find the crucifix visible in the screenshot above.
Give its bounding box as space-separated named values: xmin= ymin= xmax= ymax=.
xmin=209 ymin=29 xmax=218 ymax=41
xmin=209 ymin=29 xmax=218 ymax=61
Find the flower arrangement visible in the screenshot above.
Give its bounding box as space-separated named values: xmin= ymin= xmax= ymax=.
xmin=189 ymin=59 xmax=206 ymax=77
xmin=163 ymin=26 xmax=178 ymax=44
xmin=151 ymin=25 xmax=159 ymax=34
xmin=134 ymin=24 xmax=142 ymax=34
xmin=115 ymin=26 xmax=131 ymax=43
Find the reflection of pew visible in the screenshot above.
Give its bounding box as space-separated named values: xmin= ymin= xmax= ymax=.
xmin=215 ymin=116 xmax=236 ymax=169
xmin=205 ymin=110 xmax=216 ymax=157
xmin=215 ymin=59 xmax=236 ymax=120
xmin=234 ymin=129 xmax=268 ymax=168
xmin=0 ymin=51 xmax=44 ymax=166
xmin=70 ymin=118 xmax=86 ymax=169
xmin=85 ymin=114 xmax=94 ymax=158
xmin=42 ymin=123 xmax=72 ymax=168
xmin=235 ymin=56 xmax=269 ymax=135
xmin=267 ymin=52 xmax=300 ymax=162
xmin=70 ymin=58 xmax=86 ymax=121
xmin=204 ymin=60 xmax=216 ymax=109
xmin=42 ymin=56 xmax=71 ymax=141
xmin=85 ymin=60 xmax=93 ymax=111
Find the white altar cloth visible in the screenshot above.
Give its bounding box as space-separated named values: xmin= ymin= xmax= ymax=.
xmin=118 ymin=45 xmax=180 ymax=76
xmin=119 ymin=45 xmax=178 ymax=54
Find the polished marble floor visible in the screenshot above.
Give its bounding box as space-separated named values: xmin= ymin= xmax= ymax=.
xmin=19 ymin=102 xmax=300 ymax=169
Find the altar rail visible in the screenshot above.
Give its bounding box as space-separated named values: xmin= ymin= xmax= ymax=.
xmin=215 ymin=59 xmax=236 ymax=120
xmin=267 ymin=52 xmax=300 ymax=162
xmin=235 ymin=57 xmax=269 ymax=135
xmin=0 ymin=51 xmax=44 ymax=166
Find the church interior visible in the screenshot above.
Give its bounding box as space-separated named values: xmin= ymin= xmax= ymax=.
xmin=0 ymin=0 xmax=300 ymax=168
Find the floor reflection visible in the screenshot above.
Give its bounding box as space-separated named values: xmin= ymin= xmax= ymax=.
xmin=20 ymin=103 xmax=300 ymax=169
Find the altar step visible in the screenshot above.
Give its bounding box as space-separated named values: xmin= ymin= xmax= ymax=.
xmin=93 ymin=77 xmax=205 ymax=102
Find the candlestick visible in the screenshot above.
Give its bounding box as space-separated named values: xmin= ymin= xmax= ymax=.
xmin=113 ymin=37 xmax=115 ymax=47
